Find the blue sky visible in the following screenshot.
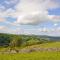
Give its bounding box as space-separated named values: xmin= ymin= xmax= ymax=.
xmin=48 ymin=8 xmax=60 ymax=15
xmin=0 ymin=0 xmax=60 ymax=36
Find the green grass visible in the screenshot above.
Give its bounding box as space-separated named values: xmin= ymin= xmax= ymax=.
xmin=39 ymin=42 xmax=60 ymax=48
xmin=20 ymin=42 xmax=60 ymax=50
xmin=0 ymin=51 xmax=59 ymax=60
xmin=0 ymin=42 xmax=60 ymax=60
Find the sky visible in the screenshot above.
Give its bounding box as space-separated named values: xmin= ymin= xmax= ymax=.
xmin=0 ymin=0 xmax=60 ymax=36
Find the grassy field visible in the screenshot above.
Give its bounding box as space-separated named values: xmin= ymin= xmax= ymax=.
xmin=0 ymin=42 xmax=60 ymax=60
xmin=0 ymin=51 xmax=59 ymax=60
xmin=25 ymin=41 xmax=60 ymax=48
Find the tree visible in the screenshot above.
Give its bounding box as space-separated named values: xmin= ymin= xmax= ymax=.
xmin=9 ymin=36 xmax=22 ymax=48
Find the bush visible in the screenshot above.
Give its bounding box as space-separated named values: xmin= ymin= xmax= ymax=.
xmin=26 ymin=39 xmax=40 ymax=46
xmin=9 ymin=36 xmax=22 ymax=48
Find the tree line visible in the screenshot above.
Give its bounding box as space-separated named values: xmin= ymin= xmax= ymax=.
xmin=0 ymin=33 xmax=51 ymax=48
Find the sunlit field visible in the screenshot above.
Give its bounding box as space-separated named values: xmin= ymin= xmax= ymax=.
xmin=0 ymin=42 xmax=60 ymax=60
xmin=0 ymin=51 xmax=59 ymax=60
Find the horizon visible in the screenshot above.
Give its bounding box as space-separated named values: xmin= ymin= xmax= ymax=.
xmin=0 ymin=32 xmax=60 ymax=37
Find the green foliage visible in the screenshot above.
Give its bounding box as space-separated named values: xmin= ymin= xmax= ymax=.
xmin=9 ymin=36 xmax=23 ymax=48
xmin=0 ymin=33 xmax=51 ymax=48
xmin=0 ymin=33 xmax=11 ymax=47
xmin=26 ymin=39 xmax=40 ymax=46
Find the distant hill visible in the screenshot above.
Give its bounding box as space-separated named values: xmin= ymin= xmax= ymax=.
xmin=37 ymin=35 xmax=60 ymax=41
xmin=20 ymin=35 xmax=60 ymax=41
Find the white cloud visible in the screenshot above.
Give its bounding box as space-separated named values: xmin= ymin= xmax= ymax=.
xmin=14 ymin=0 xmax=60 ymax=25
xmin=0 ymin=25 xmax=60 ymax=35
xmin=48 ymin=15 xmax=60 ymax=21
xmin=0 ymin=0 xmax=59 ymax=19
xmin=15 ymin=13 xmax=60 ymax=25
xmin=0 ymin=25 xmax=18 ymax=34
xmin=16 ymin=11 xmax=49 ymax=25
xmin=0 ymin=0 xmax=59 ymax=25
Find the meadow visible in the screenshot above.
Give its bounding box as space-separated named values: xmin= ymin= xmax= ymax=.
xmin=0 ymin=42 xmax=60 ymax=60
xmin=0 ymin=51 xmax=59 ymax=60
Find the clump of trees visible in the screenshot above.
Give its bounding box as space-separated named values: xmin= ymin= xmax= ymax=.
xmin=0 ymin=33 xmax=51 ymax=48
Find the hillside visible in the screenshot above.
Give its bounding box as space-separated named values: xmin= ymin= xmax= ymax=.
xmin=0 ymin=33 xmax=60 ymax=47
xmin=0 ymin=33 xmax=60 ymax=60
